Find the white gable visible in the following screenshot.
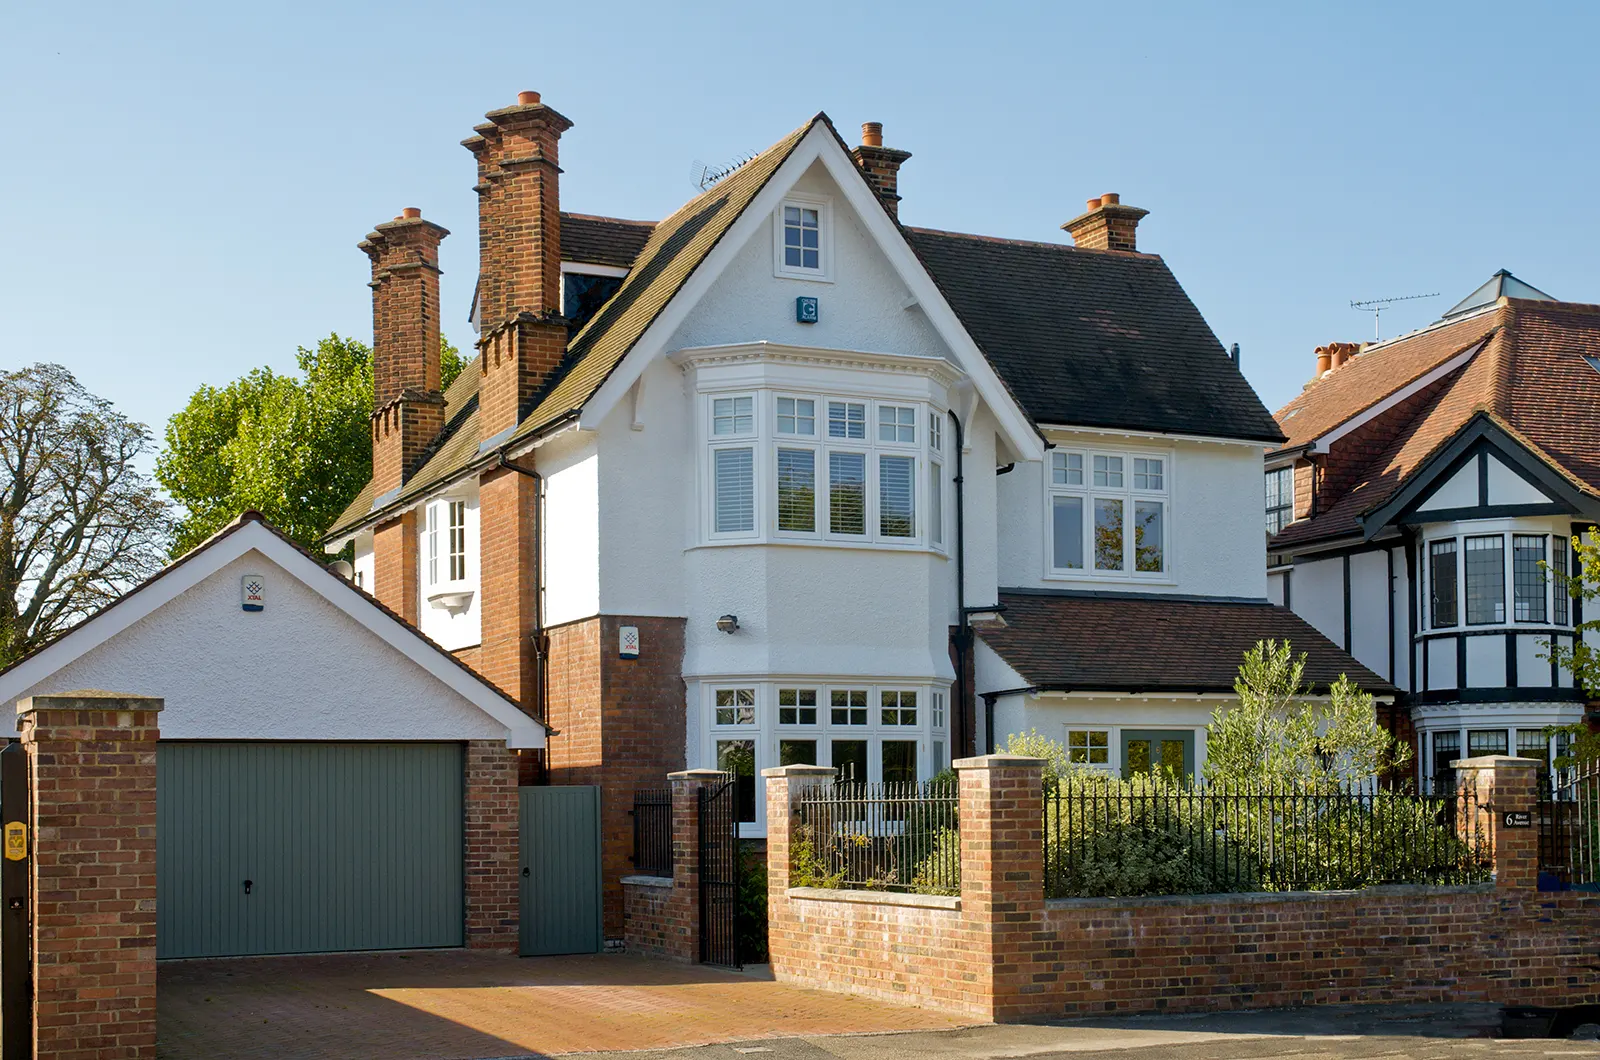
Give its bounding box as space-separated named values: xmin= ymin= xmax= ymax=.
xmin=1415 ymin=462 xmax=1479 ymax=512
xmin=1486 ymin=454 xmax=1550 ymax=505
xmin=0 ymin=523 xmax=543 ymax=748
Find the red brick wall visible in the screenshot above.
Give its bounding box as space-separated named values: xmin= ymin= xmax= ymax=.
xmin=21 ymin=693 xmax=162 ymax=1060
xmin=477 ymin=459 xmax=538 ymax=704
xmin=766 ymin=755 xmax=1595 ymax=1022
xmin=372 ymin=510 xmax=421 ymax=625
xmin=463 ymin=740 xmax=520 ymax=952
xmin=361 ymin=214 xmax=446 ymax=408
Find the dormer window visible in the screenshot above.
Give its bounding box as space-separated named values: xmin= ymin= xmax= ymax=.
xmin=560 ymin=263 xmax=627 ymax=334
xmin=774 ymin=197 xmax=831 ymax=280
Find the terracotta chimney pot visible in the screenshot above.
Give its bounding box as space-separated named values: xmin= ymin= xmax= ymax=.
xmin=401 ymin=207 xmax=421 ymax=219
xmin=861 ymin=121 xmax=883 ymax=148
xmin=1100 ymin=192 xmax=1120 ymax=206
xmin=1086 ymin=197 xmax=1102 ymax=212
xmin=517 ymin=90 xmax=540 ymax=105
xmin=1315 ymin=347 xmax=1332 ymax=376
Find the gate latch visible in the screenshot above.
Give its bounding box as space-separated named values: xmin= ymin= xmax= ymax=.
xmin=521 ymin=867 xmax=530 ymax=878
xmin=243 ymin=879 xmax=253 ymax=895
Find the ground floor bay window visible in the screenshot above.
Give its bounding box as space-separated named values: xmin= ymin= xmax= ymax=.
xmin=1418 ymin=710 xmax=1580 ymax=793
xmin=698 ymin=678 xmax=950 ymax=836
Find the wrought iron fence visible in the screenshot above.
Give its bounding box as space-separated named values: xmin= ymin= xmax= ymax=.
xmin=791 ymin=781 xmax=959 ymax=894
xmin=1043 ymin=775 xmax=1492 ymax=899
xmin=630 ymin=788 xmax=673 ymax=877
xmin=1541 ymin=766 xmax=1600 ymax=888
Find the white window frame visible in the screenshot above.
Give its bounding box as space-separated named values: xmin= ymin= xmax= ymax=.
xmin=773 ymin=195 xmax=834 ymax=281
xmin=705 ymin=392 xmax=760 ymax=541
xmin=1045 ymin=446 xmax=1173 ymax=582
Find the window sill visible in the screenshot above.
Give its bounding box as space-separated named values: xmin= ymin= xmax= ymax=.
xmin=1042 ymin=571 xmax=1176 ymax=587
xmin=427 ymin=586 xmax=475 ymax=616
xmin=773 ymin=268 xmax=834 ymax=285
xmin=690 ymin=539 xmax=950 ymax=559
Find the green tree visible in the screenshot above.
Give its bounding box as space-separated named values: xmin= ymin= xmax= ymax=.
xmin=157 ymin=334 xmax=464 ymax=555
xmin=1 ymin=364 xmax=172 ymax=666
xmin=1203 ymin=639 xmax=1409 ymax=786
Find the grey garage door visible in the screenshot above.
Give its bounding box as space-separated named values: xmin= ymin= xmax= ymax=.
xmin=157 ymin=741 xmax=464 ymax=959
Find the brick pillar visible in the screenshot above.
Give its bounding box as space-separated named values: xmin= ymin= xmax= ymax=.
xmin=955 ymin=753 xmax=1054 ymax=1021
xmin=19 ymin=692 xmax=162 ymax=1060
xmin=762 ymin=764 xmax=837 ymax=974
xmin=371 ymin=509 xmax=422 ymax=625
xmin=464 ymin=740 xmax=520 ymax=951
xmin=1455 ymin=754 xmax=1540 ymax=891
xmin=478 ymin=456 xmax=539 ymax=705
xmin=646 ymin=769 xmax=727 ymax=962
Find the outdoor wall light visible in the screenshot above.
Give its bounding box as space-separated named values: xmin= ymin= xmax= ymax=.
xmin=716 ymin=614 xmax=740 ymax=634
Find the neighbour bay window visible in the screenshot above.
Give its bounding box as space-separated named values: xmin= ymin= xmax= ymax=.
xmin=705 ymin=390 xmax=946 ymax=549
xmin=1422 ymin=528 xmax=1573 ymax=630
xmin=1048 ymin=447 xmax=1170 ymax=578
xmin=424 ymin=498 xmax=469 ymax=589
xmin=1264 ymin=465 xmax=1294 ymax=535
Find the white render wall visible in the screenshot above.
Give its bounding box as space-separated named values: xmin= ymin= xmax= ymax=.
xmin=997 ymin=432 xmax=1269 ymax=599
xmin=6 ymin=551 xmax=508 ymax=742
xmin=541 ymin=429 xmax=602 ymax=627
xmin=416 ymin=490 xmax=482 ymax=652
xmin=991 ymin=690 xmax=1219 ymax=773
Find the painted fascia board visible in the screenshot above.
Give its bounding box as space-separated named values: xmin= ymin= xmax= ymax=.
xmin=1039 ymin=422 xmax=1271 ymax=450
xmin=1311 ymin=341 xmax=1485 ymax=453
xmin=0 ymin=523 xmax=544 ymax=749
xmin=578 ymin=124 xmax=1045 ymax=462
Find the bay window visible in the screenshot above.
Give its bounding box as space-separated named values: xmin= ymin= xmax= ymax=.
xmin=1264 ymin=466 xmax=1294 ymax=535
xmin=1423 ymin=528 xmax=1573 ymax=629
xmin=703 ymin=390 xmax=945 ymax=549
xmin=1429 ymin=539 xmax=1458 ymax=628
xmin=1464 ymin=535 xmax=1505 ymax=625
xmin=1048 ymin=447 xmax=1170 ymax=578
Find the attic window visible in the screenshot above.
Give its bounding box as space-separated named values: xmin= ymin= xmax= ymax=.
xmin=774 ymin=197 xmax=832 ymax=280
xmin=561 ymin=266 xmax=626 ymax=333
xmin=1584 ymin=353 xmax=1600 ymax=375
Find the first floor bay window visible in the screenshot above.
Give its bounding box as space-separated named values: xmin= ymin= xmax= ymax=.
xmin=1049 ymin=447 xmax=1169 ymax=578
xmin=1423 ymin=526 xmax=1572 ymax=631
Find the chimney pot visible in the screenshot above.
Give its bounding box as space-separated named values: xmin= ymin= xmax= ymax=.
xmin=861 ymin=122 xmax=883 ymax=147
xmin=1315 ymin=346 xmax=1333 ymax=377
xmin=1086 ymin=197 xmax=1102 ymax=212
xmin=517 ymin=90 xmax=540 ymax=105
xmin=1100 ymin=192 xmax=1120 ymax=206
xmin=401 ymin=207 xmax=421 ymax=219
xmin=1064 ymin=192 xmax=1149 ymax=252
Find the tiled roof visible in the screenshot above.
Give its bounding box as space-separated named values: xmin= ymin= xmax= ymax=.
xmin=561 ymin=213 xmax=655 ymax=268
xmin=1270 ymin=298 xmax=1600 ymax=549
xmin=906 ymin=230 xmax=1286 ymax=444
xmin=979 ymin=590 xmax=1394 ymax=695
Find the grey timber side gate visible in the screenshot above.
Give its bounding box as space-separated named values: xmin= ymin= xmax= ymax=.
xmin=698 ymin=776 xmax=741 ymax=968
xmin=156 ymin=741 xmax=464 ymax=959
xmin=519 ymin=786 xmax=602 ymax=956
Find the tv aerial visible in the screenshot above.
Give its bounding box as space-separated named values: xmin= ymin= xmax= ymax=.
xmin=1350 ymin=292 xmax=1439 ymax=341
xmin=690 ymin=154 xmax=754 ymax=193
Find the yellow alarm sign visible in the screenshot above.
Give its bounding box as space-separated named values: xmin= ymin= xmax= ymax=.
xmin=4 ymin=821 xmax=26 ymax=861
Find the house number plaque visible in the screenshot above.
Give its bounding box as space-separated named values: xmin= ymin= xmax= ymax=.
xmin=1502 ymin=811 xmax=1532 ymax=829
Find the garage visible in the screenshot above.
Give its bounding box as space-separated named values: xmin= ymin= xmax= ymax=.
xmin=157 ymin=741 xmax=465 ymax=958
xmin=0 ymin=512 xmax=547 ymax=961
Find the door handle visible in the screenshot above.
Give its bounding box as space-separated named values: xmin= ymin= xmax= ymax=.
xmin=243 ymin=879 xmax=254 ymax=895
xmin=521 ymin=867 xmax=530 ymax=878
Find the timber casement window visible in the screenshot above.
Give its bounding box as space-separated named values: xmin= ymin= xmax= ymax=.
xmin=1068 ymin=729 xmax=1110 ymax=765
xmin=1429 ymin=539 xmax=1459 ymax=628
xmin=774 ymin=197 xmax=832 ymax=280
xmin=1555 ymin=539 xmax=1571 ymax=625
xmin=425 ymin=498 xmax=471 ymax=589
xmin=1513 ymin=534 xmax=1548 ymax=623
xmin=1048 ymin=447 xmax=1170 ymax=578
xmin=1465 ymin=535 xmax=1506 ymax=625
xmin=447 ymin=501 xmax=467 ymax=581
xmin=704 ymin=391 xmax=944 ymax=548
xmin=1264 ymin=466 xmax=1294 ymax=535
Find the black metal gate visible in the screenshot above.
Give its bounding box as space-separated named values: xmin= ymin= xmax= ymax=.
xmin=698 ymin=777 xmax=741 ymax=968
xmin=2 ymin=741 xmax=31 ymax=1058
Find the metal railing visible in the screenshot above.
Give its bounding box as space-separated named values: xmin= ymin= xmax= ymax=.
xmin=791 ymin=781 xmax=959 ymax=894
xmin=1043 ymin=775 xmax=1492 ymax=899
xmin=630 ymin=788 xmax=673 ymax=877
xmin=1541 ymin=766 xmax=1600 ymax=888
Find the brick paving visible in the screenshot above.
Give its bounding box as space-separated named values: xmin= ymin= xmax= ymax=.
xmin=156 ymin=950 xmax=970 ymax=1059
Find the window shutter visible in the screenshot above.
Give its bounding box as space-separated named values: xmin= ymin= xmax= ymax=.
xmin=714 ymin=448 xmax=755 ymax=533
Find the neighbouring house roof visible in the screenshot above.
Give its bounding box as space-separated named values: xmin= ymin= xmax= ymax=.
xmin=1442 ymin=268 xmax=1556 ymax=319
xmin=326 ymin=110 xmax=1285 ymax=544
xmin=1269 ymin=289 xmax=1600 ymax=549
xmin=0 ymin=512 xmax=547 ymax=748
xmin=978 ymin=590 xmax=1395 ymax=696
xmin=906 ymin=229 xmax=1285 ymax=443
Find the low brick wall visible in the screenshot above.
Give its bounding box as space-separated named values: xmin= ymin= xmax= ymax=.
xmin=619 ymin=770 xmax=724 ymax=961
xmin=764 ymin=754 xmax=1598 ymax=1023
xmin=621 ymin=876 xmax=680 ymax=958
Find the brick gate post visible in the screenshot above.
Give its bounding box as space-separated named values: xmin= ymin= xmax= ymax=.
xmin=655 ymin=769 xmax=730 ymax=961
xmin=955 ymin=754 xmax=1057 ymax=1022
xmin=1455 ymin=754 xmax=1541 ymax=891
xmin=19 ymin=692 xmax=163 ymax=1060
xmin=464 ymin=740 xmax=521 ymax=951
xmin=761 ymin=764 xmax=837 ymax=974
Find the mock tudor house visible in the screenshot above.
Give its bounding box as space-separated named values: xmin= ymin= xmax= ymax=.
xmin=1266 ymin=272 xmax=1600 ymax=792
xmin=323 ymin=90 xmax=1382 ymax=935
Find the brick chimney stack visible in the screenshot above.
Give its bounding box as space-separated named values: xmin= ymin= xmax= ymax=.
xmin=360 ymin=208 xmax=449 ymax=500
xmin=851 ymin=121 xmax=913 ymax=220
xmin=464 ymin=90 xmax=574 ymax=438
xmin=1062 ymin=193 xmax=1149 ymax=252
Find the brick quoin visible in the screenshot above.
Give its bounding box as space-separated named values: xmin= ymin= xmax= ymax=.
xmin=766 ymin=754 xmax=1600 ymax=1022
xmin=21 ymin=692 xmax=163 ymax=1060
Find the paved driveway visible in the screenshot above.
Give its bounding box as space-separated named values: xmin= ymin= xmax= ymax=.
xmin=156 ymin=951 xmax=970 ymax=1059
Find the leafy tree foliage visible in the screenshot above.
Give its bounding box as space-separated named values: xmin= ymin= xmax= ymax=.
xmin=1 ymin=364 xmax=172 ymax=666
xmin=157 ymin=334 xmax=464 ymax=555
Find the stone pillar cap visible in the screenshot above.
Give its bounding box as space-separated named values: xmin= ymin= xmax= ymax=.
xmin=18 ymin=691 xmax=164 ymax=716
xmin=667 ymin=768 xmax=730 ymax=781
xmin=761 ymin=765 xmax=838 ymax=779
xmin=953 ymin=754 xmax=1046 ymax=770
xmin=1450 ymin=755 xmax=1541 ymax=769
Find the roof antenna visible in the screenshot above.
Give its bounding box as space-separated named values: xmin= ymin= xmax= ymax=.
xmin=1350 ymin=292 xmax=1439 ymax=341
xmin=689 ymin=154 xmax=754 ymax=192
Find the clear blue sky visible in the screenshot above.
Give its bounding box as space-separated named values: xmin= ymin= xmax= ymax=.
xmin=5 ymin=0 xmax=1598 ymax=444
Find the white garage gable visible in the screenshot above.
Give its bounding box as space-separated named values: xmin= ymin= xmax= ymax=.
xmin=0 ymin=515 xmax=544 ymax=749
